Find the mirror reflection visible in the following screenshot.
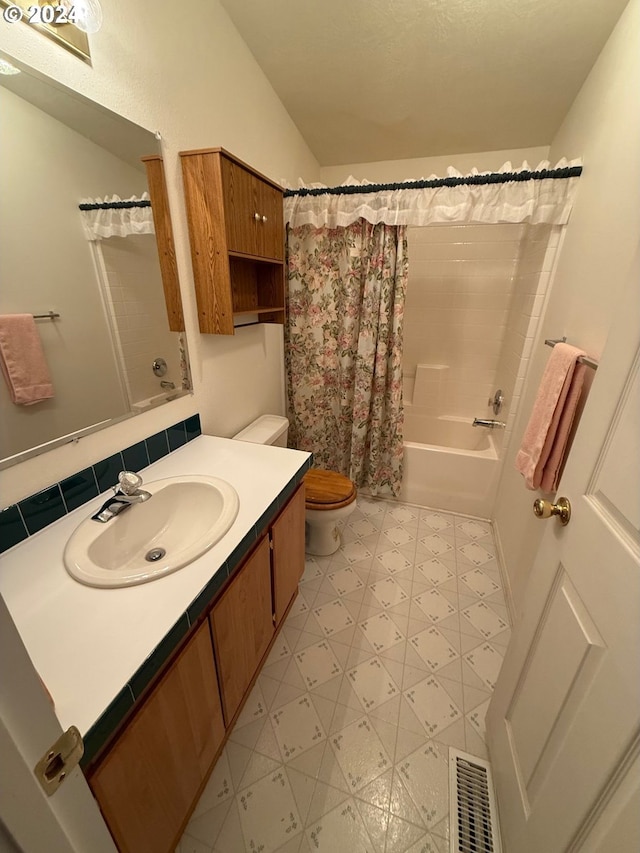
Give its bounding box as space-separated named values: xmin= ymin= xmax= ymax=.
xmin=0 ymin=57 xmax=191 ymax=467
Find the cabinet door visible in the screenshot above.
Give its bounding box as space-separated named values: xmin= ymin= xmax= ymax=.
xmin=210 ymin=536 xmax=274 ymax=724
xmin=256 ymin=178 xmax=285 ymax=261
xmin=220 ymin=156 xmax=283 ymax=261
xmin=90 ymin=622 xmax=224 ymax=853
xmin=221 ymin=156 xmax=259 ymax=256
xmin=271 ymin=484 xmax=306 ymax=625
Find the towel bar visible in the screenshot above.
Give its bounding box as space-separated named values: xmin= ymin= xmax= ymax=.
xmin=32 ymin=312 xmax=60 ymax=320
xmin=544 ymin=337 xmax=598 ymax=370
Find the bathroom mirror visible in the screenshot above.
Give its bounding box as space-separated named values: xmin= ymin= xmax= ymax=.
xmin=0 ymin=55 xmax=192 ymax=469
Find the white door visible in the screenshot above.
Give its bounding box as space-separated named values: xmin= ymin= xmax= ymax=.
xmin=0 ymin=594 xmax=116 ymax=853
xmin=486 ymin=253 xmax=640 ymax=853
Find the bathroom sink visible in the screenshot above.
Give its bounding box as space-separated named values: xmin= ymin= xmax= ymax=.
xmin=63 ymin=475 xmax=239 ymax=588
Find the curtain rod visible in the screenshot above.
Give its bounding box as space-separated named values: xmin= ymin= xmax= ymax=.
xmin=284 ymin=166 xmax=583 ymax=199
xmin=78 ymin=199 xmax=151 ymax=211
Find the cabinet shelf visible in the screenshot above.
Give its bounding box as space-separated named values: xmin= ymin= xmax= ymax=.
xmin=228 ymin=250 xmax=284 ymax=265
xmin=233 ymin=307 xmax=286 ymax=317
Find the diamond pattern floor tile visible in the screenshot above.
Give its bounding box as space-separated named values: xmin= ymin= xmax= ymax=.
xmin=358 ymin=611 xmax=405 ymax=653
xmin=330 ymin=715 xmax=392 ymax=793
xmin=346 ymin=657 xmax=400 ymax=712
xmin=403 ymin=676 xmax=463 ymax=737
xmin=180 ymin=497 xmax=511 ymax=852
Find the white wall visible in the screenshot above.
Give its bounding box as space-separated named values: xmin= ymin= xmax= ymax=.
xmin=319 ymin=147 xmax=550 ymax=186
xmin=0 ymin=0 xmax=320 ymax=505
xmin=492 ymin=0 xmax=640 ymax=616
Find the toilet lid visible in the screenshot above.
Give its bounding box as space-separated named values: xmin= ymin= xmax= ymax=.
xmin=304 ymin=468 xmax=357 ymax=510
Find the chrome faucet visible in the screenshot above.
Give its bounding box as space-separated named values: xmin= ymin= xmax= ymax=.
xmin=472 ymin=418 xmax=506 ymax=429
xmin=91 ymin=471 xmax=152 ymax=523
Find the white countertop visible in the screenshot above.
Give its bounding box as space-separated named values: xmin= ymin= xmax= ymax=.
xmin=0 ymin=436 xmax=310 ymax=736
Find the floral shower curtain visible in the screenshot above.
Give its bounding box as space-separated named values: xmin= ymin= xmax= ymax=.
xmin=286 ymin=220 xmax=408 ymax=496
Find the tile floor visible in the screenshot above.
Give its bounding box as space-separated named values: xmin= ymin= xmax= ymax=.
xmin=177 ymin=498 xmax=511 ymax=853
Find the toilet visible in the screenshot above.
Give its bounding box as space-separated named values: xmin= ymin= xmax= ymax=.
xmin=232 ymin=415 xmax=357 ymax=556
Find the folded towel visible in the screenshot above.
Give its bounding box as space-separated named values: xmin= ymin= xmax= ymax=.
xmin=515 ymin=343 xmax=586 ymax=490
xmin=0 ymin=314 xmax=55 ymax=405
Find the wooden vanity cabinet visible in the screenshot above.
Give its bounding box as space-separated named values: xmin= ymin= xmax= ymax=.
xmin=180 ymin=147 xmax=285 ymax=335
xmin=89 ymin=483 xmax=306 ymax=852
xmin=271 ymin=484 xmax=306 ymax=626
xmin=210 ymin=535 xmax=274 ymax=724
xmin=90 ymin=622 xmax=224 ymax=853
xmin=210 ymin=484 xmax=306 ymax=723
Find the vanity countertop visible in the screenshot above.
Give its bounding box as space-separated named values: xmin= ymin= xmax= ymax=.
xmin=0 ymin=435 xmax=311 ymax=737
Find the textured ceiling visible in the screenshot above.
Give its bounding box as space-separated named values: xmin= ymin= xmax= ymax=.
xmin=220 ymin=0 xmax=628 ymax=166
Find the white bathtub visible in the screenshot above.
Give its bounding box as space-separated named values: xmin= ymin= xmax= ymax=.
xmin=398 ymin=416 xmax=500 ymax=517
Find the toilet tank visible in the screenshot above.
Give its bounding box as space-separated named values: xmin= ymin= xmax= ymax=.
xmin=232 ymin=415 xmax=289 ymax=447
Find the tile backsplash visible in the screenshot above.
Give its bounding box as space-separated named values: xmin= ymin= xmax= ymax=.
xmin=0 ymin=414 xmax=201 ymax=554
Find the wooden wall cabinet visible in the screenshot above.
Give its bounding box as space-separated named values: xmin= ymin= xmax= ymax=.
xmin=88 ymin=483 xmax=306 ymax=853
xmin=180 ymin=147 xmax=285 ymax=335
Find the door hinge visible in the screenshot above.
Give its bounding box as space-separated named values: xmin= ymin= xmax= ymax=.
xmin=35 ymin=726 xmax=84 ymax=796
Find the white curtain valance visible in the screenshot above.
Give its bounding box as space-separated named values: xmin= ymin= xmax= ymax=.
xmin=80 ymin=193 xmax=155 ymax=240
xmin=284 ymin=160 xmax=582 ymax=229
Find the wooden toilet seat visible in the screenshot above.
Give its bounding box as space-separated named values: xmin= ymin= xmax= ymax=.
xmin=304 ymin=468 xmax=357 ymax=510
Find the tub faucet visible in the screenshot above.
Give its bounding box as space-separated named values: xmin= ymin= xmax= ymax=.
xmin=472 ymin=418 xmax=506 ymax=429
xmin=91 ymin=471 xmax=152 ymax=523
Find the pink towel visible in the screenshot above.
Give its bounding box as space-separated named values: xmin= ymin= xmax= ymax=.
xmin=0 ymin=314 xmax=54 ymax=405
xmin=515 ymin=343 xmax=587 ymax=491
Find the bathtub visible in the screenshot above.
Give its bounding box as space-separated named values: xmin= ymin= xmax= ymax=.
xmin=398 ymin=416 xmax=500 ymax=517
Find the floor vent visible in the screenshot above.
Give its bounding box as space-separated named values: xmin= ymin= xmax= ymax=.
xmin=449 ymin=748 xmax=502 ymax=853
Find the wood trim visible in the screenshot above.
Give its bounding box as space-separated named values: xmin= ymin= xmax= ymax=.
xmin=141 ymin=155 xmax=185 ymax=332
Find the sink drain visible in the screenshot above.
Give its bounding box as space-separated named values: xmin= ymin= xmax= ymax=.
xmin=145 ymin=547 xmax=166 ymax=562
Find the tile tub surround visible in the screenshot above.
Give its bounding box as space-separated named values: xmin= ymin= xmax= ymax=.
xmin=177 ymin=499 xmax=510 ymax=853
xmin=0 ymin=435 xmax=312 ymax=763
xmin=403 ymin=223 xmax=524 ymax=419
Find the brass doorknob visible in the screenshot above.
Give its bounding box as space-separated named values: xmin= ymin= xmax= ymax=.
xmin=533 ymin=497 xmax=571 ymax=526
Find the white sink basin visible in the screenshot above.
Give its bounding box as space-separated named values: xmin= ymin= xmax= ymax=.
xmin=63 ymin=475 xmax=239 ymax=588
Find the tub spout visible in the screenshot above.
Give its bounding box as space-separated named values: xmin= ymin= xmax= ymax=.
xmin=472 ymin=418 xmax=506 ymax=429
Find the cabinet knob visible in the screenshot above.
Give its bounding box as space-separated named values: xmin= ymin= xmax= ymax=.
xmin=262 ymin=215 xmax=268 ymax=223
xmin=253 ymin=212 xmax=261 ymax=221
